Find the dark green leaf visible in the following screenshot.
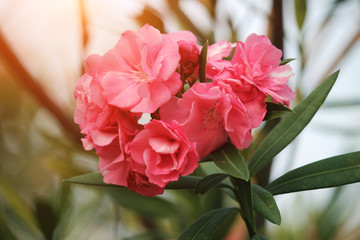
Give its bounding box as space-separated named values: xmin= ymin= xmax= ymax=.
xmin=251 ymin=234 xmax=270 ymax=240
xmin=252 ymin=184 xmax=281 ymax=225
xmin=212 ymin=143 xmax=250 ymax=180
xmin=65 ymin=173 xmax=203 ymax=190
xmin=64 ymin=172 xmax=108 ymax=186
xmin=266 ymin=151 xmax=360 ymax=195
xmin=194 ymin=174 xmax=228 ymax=194
xmin=248 ymin=71 xmax=340 ymax=176
xmin=166 ymin=176 xmax=202 ymax=190
xmin=178 ymin=208 xmax=238 ymax=240
xmin=295 ymin=0 xmax=307 ymax=30
xmin=280 ymin=58 xmax=295 ymax=65
xmin=0 ymin=216 xmax=18 ymax=240
xmin=65 ymin=173 xmax=178 ymax=218
xmin=35 ymin=200 xmax=57 ymax=240
xmin=124 ymin=232 xmax=165 ymax=240
xmin=263 ymin=102 xmax=294 ymax=121
xmin=199 ymin=41 xmax=208 ymax=83
xmin=233 ymin=178 xmax=255 ymax=236
xmin=105 ymin=187 xmax=178 ymax=218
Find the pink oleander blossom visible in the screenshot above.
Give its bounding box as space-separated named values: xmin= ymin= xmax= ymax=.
xmin=205 ymin=40 xmax=233 ymax=79
xmin=160 ymin=82 xmax=252 ymax=158
xmin=229 ymin=33 xmax=295 ymax=106
xmin=74 ymin=54 xmax=121 ymax=151
xmin=100 ymin=24 xmax=182 ymax=113
xmin=130 ymin=120 xmax=198 ymax=192
xmin=213 ymin=69 xmax=267 ymax=129
xmin=98 ymin=110 xmax=143 ymax=187
xmin=167 ymin=30 xmax=200 ymax=82
xmin=74 ymin=25 xmax=297 ymax=197
xmin=74 ymin=51 xmax=144 ymax=189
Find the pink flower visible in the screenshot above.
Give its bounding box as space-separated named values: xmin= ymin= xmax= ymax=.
xmin=160 ymin=82 xmax=252 ymax=158
xmin=213 ymin=69 xmax=267 ymax=129
xmin=229 ymin=33 xmax=295 ymax=106
xmin=73 ymin=52 xmax=144 ymax=188
xmin=98 ymin=110 xmax=143 ymax=187
xmin=130 ymin=120 xmax=198 ymax=192
xmin=74 ymin=26 xmax=297 ymax=197
xmin=167 ymin=31 xmax=200 ymax=82
xmin=127 ymin=171 xmax=165 ymax=196
xmin=74 ymin=54 xmax=121 ymax=151
xmin=206 ymin=41 xmax=233 ymax=79
xmin=100 ymin=24 xmax=182 ymax=113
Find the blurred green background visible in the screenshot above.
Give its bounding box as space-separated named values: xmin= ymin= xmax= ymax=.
xmin=0 ymin=0 xmax=359 ymax=239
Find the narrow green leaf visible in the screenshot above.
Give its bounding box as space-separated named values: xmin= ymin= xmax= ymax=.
xmin=64 ymin=172 xmax=107 ymax=186
xmin=0 ymin=216 xmax=17 ymax=240
xmin=65 ymin=173 xmax=202 ymax=190
xmin=233 ymin=178 xmax=255 ymax=236
xmin=105 ymin=187 xmax=178 ymax=218
xmin=194 ymin=174 xmax=228 ymax=194
xmin=35 ymin=200 xmax=57 ymax=240
xmin=280 ymin=58 xmax=295 ymax=65
xmin=263 ymin=102 xmax=294 ymax=121
xmin=212 ymin=143 xmax=250 ymax=180
xmin=295 ymin=0 xmax=307 ymax=30
xmin=252 ymin=234 xmax=270 ymax=240
xmin=178 ymin=208 xmax=238 ymax=240
xmin=124 ymin=232 xmax=165 ymax=240
xmin=199 ymin=41 xmax=208 ymax=83
xmin=252 ymin=184 xmax=281 ymax=225
xmin=166 ymin=176 xmax=202 ymax=190
xmin=66 ymin=173 xmax=178 ymax=218
xmin=248 ymin=70 xmax=340 ymax=176
xmin=266 ymin=151 xmax=360 ymax=195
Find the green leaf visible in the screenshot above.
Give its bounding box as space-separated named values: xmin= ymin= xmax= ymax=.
xmin=124 ymin=232 xmax=165 ymax=240
xmin=295 ymin=0 xmax=307 ymax=30
xmin=212 ymin=143 xmax=250 ymax=180
xmin=266 ymin=151 xmax=360 ymax=195
xmin=233 ymin=178 xmax=255 ymax=236
xmin=35 ymin=200 xmax=57 ymax=240
xmin=280 ymin=58 xmax=295 ymax=65
xmin=178 ymin=208 xmax=238 ymax=240
xmin=65 ymin=173 xmax=179 ymax=218
xmin=166 ymin=176 xmax=202 ymax=190
xmin=252 ymin=184 xmax=281 ymax=225
xmin=194 ymin=174 xmax=228 ymax=194
xmin=105 ymin=187 xmax=178 ymax=218
xmin=199 ymin=40 xmax=208 ymax=83
xmin=263 ymin=102 xmax=294 ymax=121
xmin=252 ymin=234 xmax=270 ymax=240
xmin=65 ymin=173 xmax=203 ymax=190
xmin=0 ymin=215 xmax=19 ymax=240
xmin=248 ymin=70 xmax=340 ymax=176
xmin=64 ymin=172 xmax=108 ymax=186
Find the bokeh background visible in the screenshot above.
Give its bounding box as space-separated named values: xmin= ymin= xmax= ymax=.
xmin=0 ymin=0 xmax=359 ymax=239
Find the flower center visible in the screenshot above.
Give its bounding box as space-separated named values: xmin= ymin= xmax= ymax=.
xmin=131 ymin=69 xmax=148 ymax=82
xmin=203 ymin=106 xmax=222 ymax=130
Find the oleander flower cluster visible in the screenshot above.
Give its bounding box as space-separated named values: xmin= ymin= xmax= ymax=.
xmin=73 ymin=24 xmax=295 ymax=196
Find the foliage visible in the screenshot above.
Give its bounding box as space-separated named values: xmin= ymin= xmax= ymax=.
xmin=0 ymin=0 xmax=359 ymax=239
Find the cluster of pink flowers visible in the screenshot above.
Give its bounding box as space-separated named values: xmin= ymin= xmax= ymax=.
xmin=73 ymin=24 xmax=295 ymax=196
